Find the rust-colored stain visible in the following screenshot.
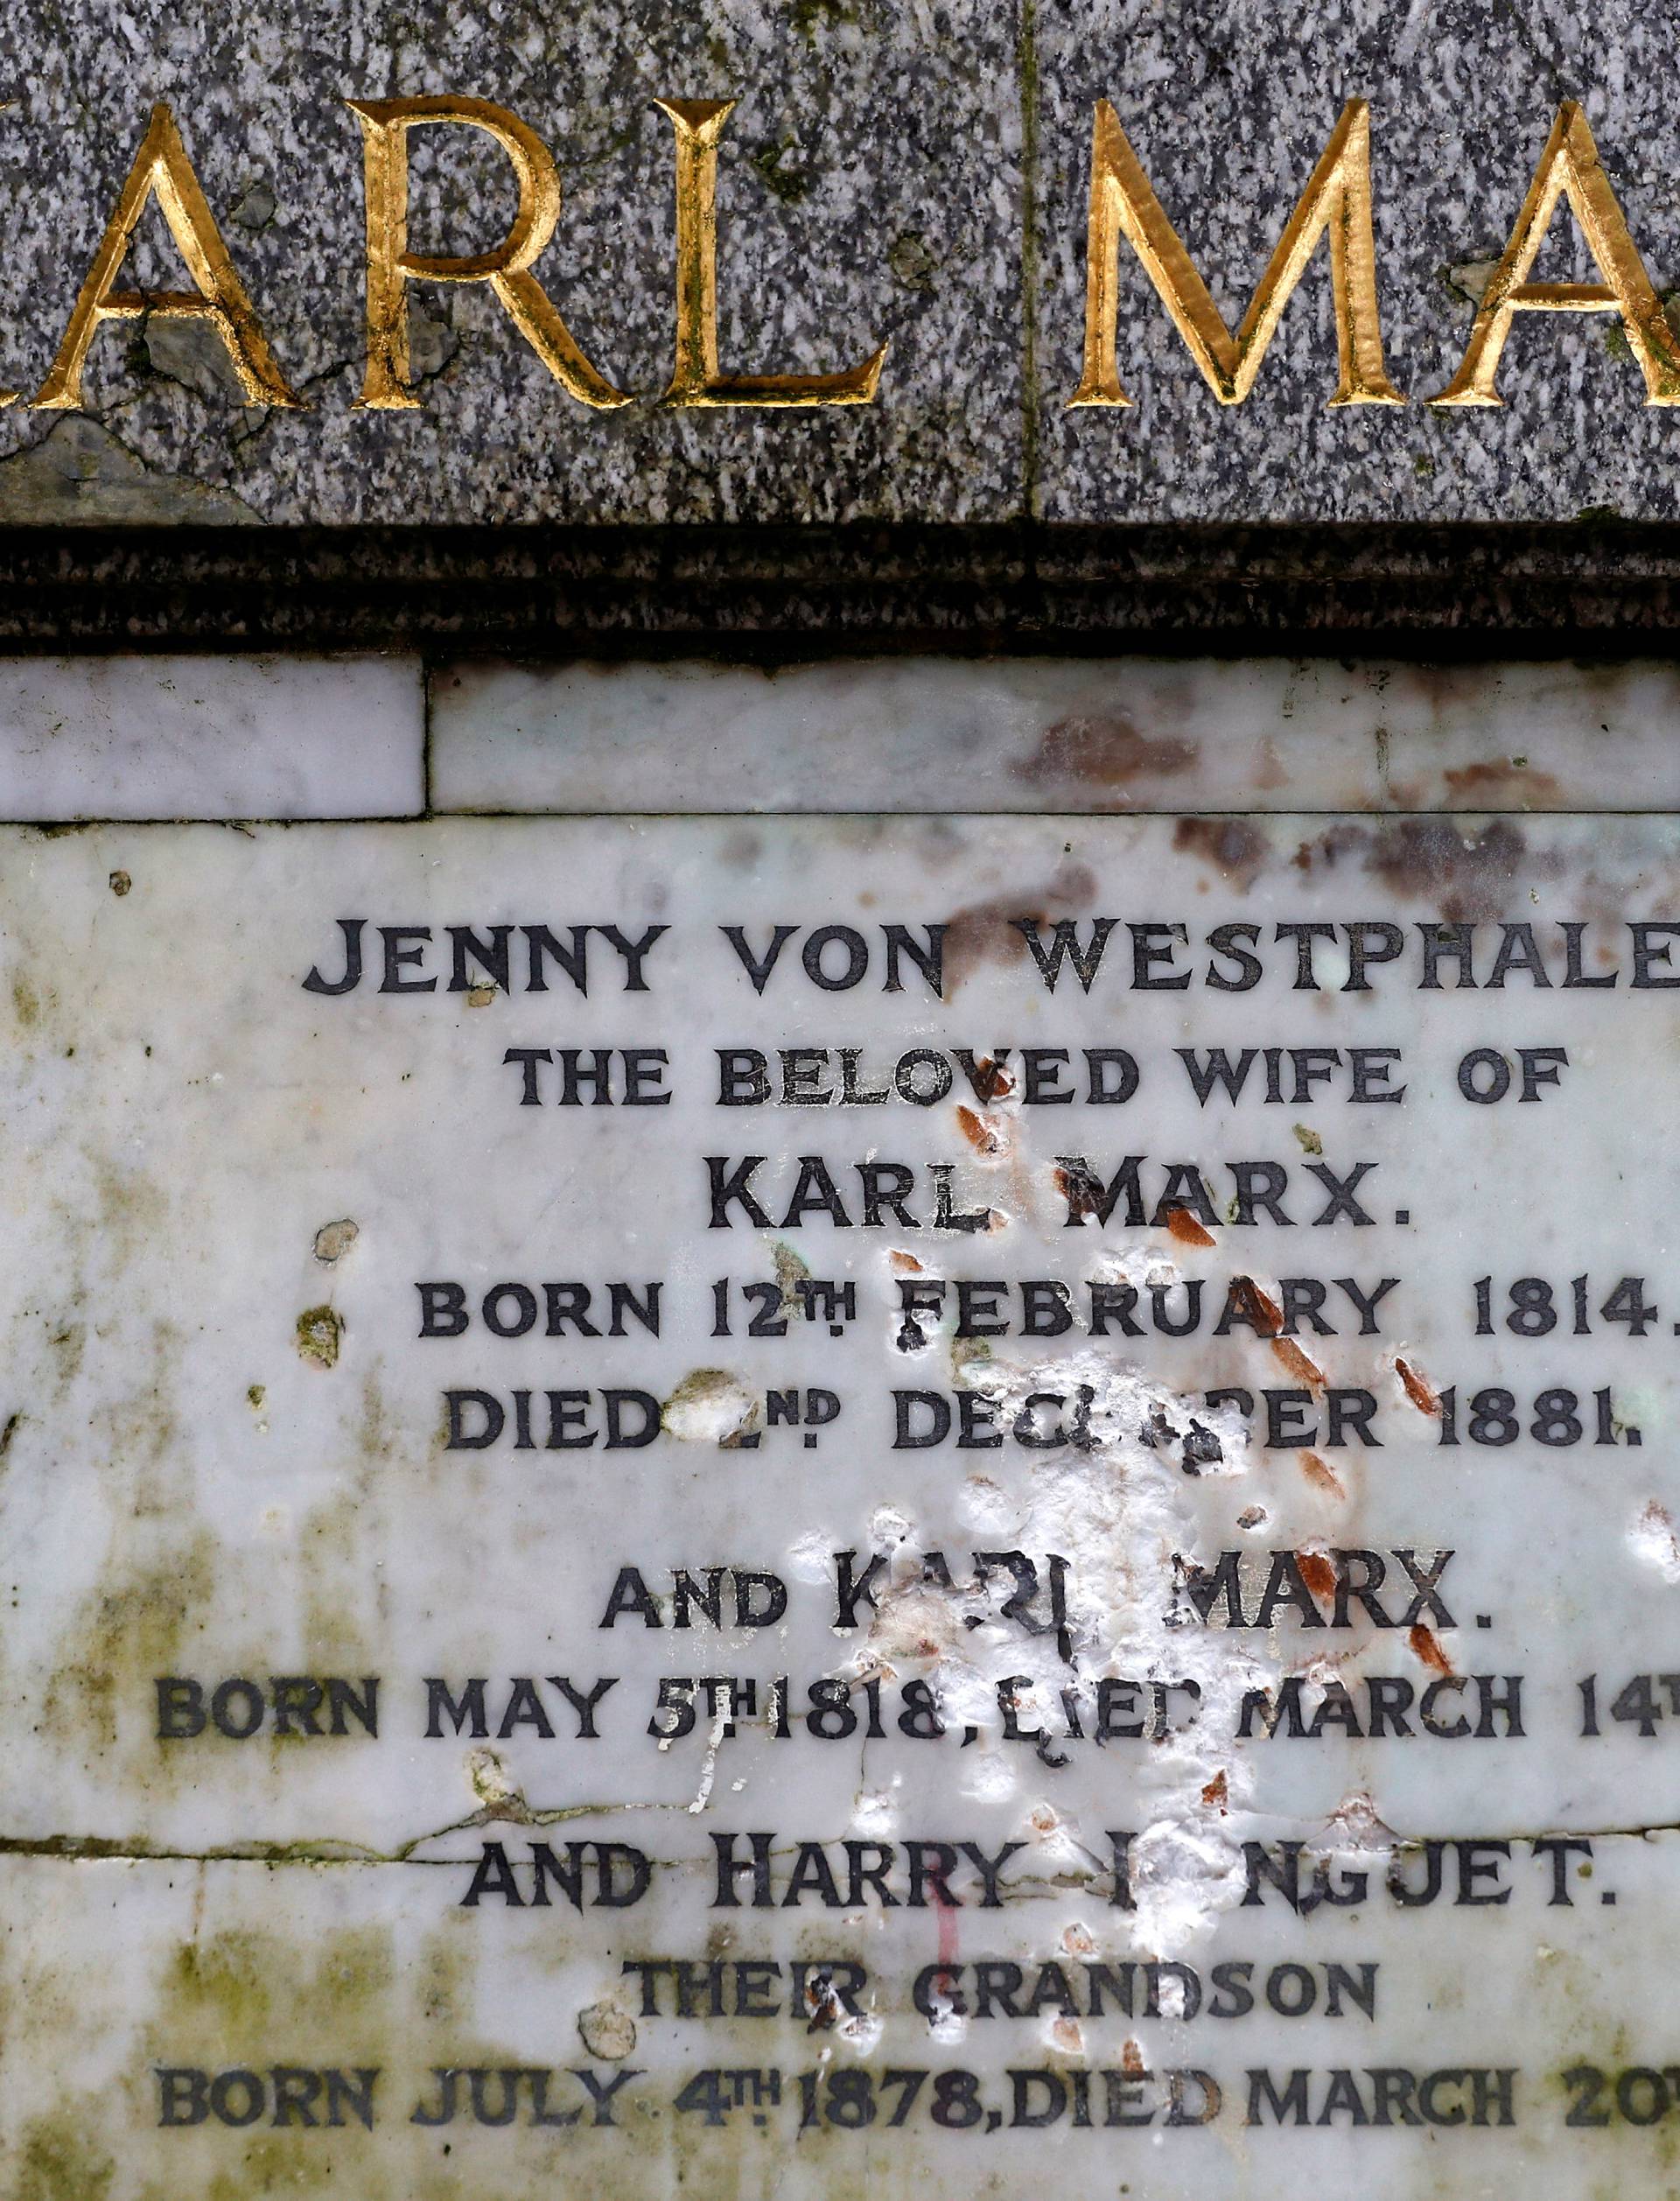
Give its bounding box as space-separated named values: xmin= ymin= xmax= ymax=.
xmin=1011 ymin=711 xmax=1195 ymax=790
xmin=1172 ymin=816 xmax=1270 ymax=890
xmin=955 ymin=1104 xmax=1002 ymax=1155
xmin=967 ymin=1053 xmax=1013 ymax=1100
xmin=1200 ymin=1769 xmax=1229 ymax=1811
xmin=1298 ymin=1551 xmax=1337 ymax=1602
xmin=1056 ymin=1161 xmax=1100 ymax=1223
xmin=1122 ymin=2038 xmax=1145 ymax=2077
xmin=1231 ymin=1276 xmax=1284 ymax=1333
xmin=1300 ymin=1451 xmax=1344 ymax=1498
xmin=1396 ymin=1356 xmax=1439 ymax=1415
xmin=1292 ymin=822 xmax=1362 ymax=876
xmin=889 ymin=1250 xmax=924 ymax=1273
xmin=1231 ymin=1275 xmax=1326 ymax=1391
xmin=1164 ymin=1205 xmax=1216 ymax=1247
xmin=1410 ymin=1623 xmax=1453 ymax=1676
xmin=1270 ymin=1335 xmax=1325 ymax=1390
xmin=1442 ymin=760 xmax=1564 ymax=806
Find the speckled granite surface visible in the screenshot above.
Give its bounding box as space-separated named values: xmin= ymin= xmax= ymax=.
xmin=0 ymin=0 xmax=1025 ymax=523
xmin=0 ymin=1 xmax=1675 ymax=524
xmin=1032 ymin=0 xmax=1680 ymax=522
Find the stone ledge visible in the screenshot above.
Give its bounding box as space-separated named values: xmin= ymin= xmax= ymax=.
xmin=0 ymin=523 xmax=1676 ymax=650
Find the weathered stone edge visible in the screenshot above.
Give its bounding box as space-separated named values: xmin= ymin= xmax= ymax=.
xmin=0 ymin=522 xmax=1677 ymax=651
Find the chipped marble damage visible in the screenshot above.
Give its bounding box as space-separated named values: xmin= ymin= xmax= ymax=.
xmin=2 ymin=807 xmax=1678 ymax=2195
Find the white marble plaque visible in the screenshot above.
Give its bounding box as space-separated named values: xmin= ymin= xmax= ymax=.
xmin=4 ymin=780 xmax=1680 ymax=2197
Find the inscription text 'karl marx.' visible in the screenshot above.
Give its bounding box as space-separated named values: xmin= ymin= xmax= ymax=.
xmin=12 ymin=93 xmax=1679 ymax=415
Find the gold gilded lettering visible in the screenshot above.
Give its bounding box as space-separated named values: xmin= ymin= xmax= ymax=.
xmin=1070 ymin=97 xmax=1402 ymax=409
xmin=34 ymin=102 xmax=298 ymax=410
xmin=1430 ymin=101 xmax=1680 ymax=406
xmin=655 ymin=98 xmax=886 ymax=407
xmin=345 ymin=95 xmax=628 ymax=410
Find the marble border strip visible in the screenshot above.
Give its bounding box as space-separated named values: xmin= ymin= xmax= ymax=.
xmin=430 ymin=656 xmax=1680 ymax=817
xmin=0 ymin=655 xmax=424 ymax=821
xmin=3 ymin=651 xmax=1680 ymax=823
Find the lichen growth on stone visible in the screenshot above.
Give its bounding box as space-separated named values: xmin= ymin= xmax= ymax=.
xmin=295 ymin=1304 xmax=342 ymax=1369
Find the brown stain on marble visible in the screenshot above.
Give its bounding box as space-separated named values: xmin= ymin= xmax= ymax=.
xmin=1229 ymin=1275 xmax=1326 ymax=1391
xmin=941 ymin=862 xmax=1096 ymax=994
xmin=1396 ymin=1357 xmax=1439 ymax=1416
xmin=1012 ymin=711 xmax=1195 ymax=792
xmin=955 ymin=1104 xmax=1002 ymax=1155
xmin=966 ymin=1054 xmax=1013 ymax=1100
xmin=1300 ymin=1451 xmax=1344 ymax=1498
xmin=1054 ymin=1160 xmax=1100 ymax=1224
xmin=1298 ymin=1551 xmax=1337 ymax=1602
xmin=1164 ymin=1205 xmax=1215 ymax=1248
xmin=1442 ymin=760 xmax=1564 ymax=806
xmin=1270 ymin=1334 xmax=1326 ymax=1391
xmin=1230 ymin=1276 xmax=1285 ymax=1332
xmin=1410 ymin=1623 xmax=1453 ymax=1676
xmin=1172 ymin=817 xmax=1270 ymax=889
xmin=1292 ymin=817 xmax=1563 ymax=923
xmin=1364 ymin=819 xmax=1537 ymax=921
